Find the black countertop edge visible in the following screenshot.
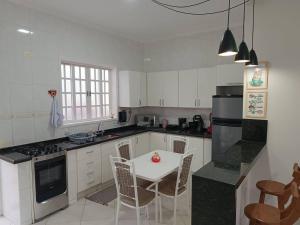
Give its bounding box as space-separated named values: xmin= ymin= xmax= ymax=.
xmin=0 ymin=125 xmax=211 ymax=164
xmin=192 ymin=141 xmax=267 ymax=188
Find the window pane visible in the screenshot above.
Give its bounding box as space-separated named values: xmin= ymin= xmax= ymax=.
xmin=62 ymin=94 xmax=66 ymax=107
xmin=95 ymin=82 xmax=100 ymax=93
xmin=91 ymin=107 xmax=96 ymax=118
xmin=67 ymin=108 xmax=73 ymax=120
xmin=76 ymin=108 xmax=81 ymax=120
xmin=81 ymin=81 xmax=86 ymax=93
xmin=91 ymin=81 xmax=95 ymax=93
xmin=102 ymin=94 xmax=105 ymax=105
xmin=105 ymin=94 xmax=109 ymax=104
xmin=75 ymin=94 xmax=81 ymax=106
xmin=81 ymin=67 xmax=86 ymax=79
xmin=90 ymin=68 xmax=95 ymax=80
xmin=97 ymin=107 xmax=101 ymax=117
xmin=82 ymin=107 xmax=87 ymax=119
xmin=105 ymin=70 xmax=109 ymax=81
xmin=61 ymin=80 xmax=65 ymax=92
xmin=96 ymin=69 xmax=100 ymax=80
xmin=75 ymin=80 xmax=81 ymax=92
xmin=96 ymin=95 xmax=100 ymax=105
xmin=65 ymin=65 xmax=71 ymax=78
xmin=66 ymin=80 xmax=71 ymax=92
xmin=75 ymin=66 xmax=80 ymax=79
xmin=82 ymin=95 xmax=86 ymax=106
xmin=66 ymin=94 xmax=72 ymax=106
xmin=91 ymin=94 xmax=96 ymax=105
xmin=105 ymin=82 xmax=109 ymax=93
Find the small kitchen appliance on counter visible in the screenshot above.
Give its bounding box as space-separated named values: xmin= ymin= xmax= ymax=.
xmin=191 ymin=115 xmax=204 ymax=133
xmin=136 ymin=114 xmax=159 ymax=127
xmin=178 ymin=117 xmax=188 ymax=130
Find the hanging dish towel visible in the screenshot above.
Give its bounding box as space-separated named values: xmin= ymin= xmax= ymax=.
xmin=50 ymin=97 xmax=64 ymax=128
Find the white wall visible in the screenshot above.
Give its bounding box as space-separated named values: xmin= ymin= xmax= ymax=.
xmin=143 ymin=27 xmax=242 ymax=72
xmin=244 ymin=0 xmax=300 ymax=183
xmin=0 ymin=0 xmax=144 ymax=147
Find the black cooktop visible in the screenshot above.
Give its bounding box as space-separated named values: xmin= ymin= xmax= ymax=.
xmin=14 ymin=143 xmax=64 ymax=157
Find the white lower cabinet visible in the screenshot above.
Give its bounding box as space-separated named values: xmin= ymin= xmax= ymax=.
xmin=67 ymin=150 xmax=78 ymax=204
xmin=100 ymin=141 xmax=117 ymax=184
xmin=188 ymin=137 xmax=204 ymax=172
xmin=203 ymin=138 xmax=212 ymax=165
xmin=132 ymin=133 xmax=150 ymax=157
xmin=77 ymin=145 xmax=101 ymax=193
xmin=149 ymin=132 xmax=168 ymax=151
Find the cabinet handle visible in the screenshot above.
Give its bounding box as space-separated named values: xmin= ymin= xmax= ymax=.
xmin=159 ymin=99 xmax=161 ymax=106
xmin=139 ymin=99 xmax=141 ymax=106
xmin=162 ymin=99 xmax=165 ymax=106
xmin=195 ymin=99 xmax=197 ymax=107
xmin=86 ymin=151 xmax=94 ymax=154
xmin=198 ymin=99 xmax=201 ymax=107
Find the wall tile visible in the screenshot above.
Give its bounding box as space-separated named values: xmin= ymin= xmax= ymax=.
xmin=0 ymin=120 xmax=13 ymax=148
xmin=10 ymin=84 xmax=34 ymax=114
xmin=12 ymin=117 xmax=35 ymax=145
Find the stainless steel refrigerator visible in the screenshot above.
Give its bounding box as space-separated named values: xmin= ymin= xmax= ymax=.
xmin=212 ymin=95 xmax=243 ymax=163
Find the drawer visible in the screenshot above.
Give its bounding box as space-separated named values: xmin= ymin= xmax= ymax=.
xmin=77 ymin=146 xmax=99 ymax=162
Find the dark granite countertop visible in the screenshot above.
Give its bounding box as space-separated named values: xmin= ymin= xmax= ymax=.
xmin=0 ymin=125 xmax=211 ymax=164
xmin=193 ymin=140 xmax=266 ymax=187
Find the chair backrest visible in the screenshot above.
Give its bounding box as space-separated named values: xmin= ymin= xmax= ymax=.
xmin=115 ymin=139 xmax=133 ymax=161
xmin=292 ymin=163 xmax=300 ymax=185
xmin=175 ymin=152 xmax=193 ymax=194
xmin=169 ymin=136 xmax=189 ymax=154
xmin=110 ymin=156 xmax=139 ymax=206
xmin=280 ymin=182 xmax=300 ymax=225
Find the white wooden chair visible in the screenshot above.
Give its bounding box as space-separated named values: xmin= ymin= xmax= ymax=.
xmin=110 ymin=156 xmax=155 ymax=225
xmin=155 ymin=152 xmax=193 ymax=225
xmin=115 ymin=139 xmax=134 ymax=160
xmin=168 ymin=135 xmax=189 ymax=154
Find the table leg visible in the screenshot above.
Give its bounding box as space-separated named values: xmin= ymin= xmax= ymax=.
xmin=155 ymin=182 xmax=158 ymax=224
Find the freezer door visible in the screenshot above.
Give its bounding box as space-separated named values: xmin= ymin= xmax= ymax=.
xmin=212 ymin=96 xmax=243 ymax=119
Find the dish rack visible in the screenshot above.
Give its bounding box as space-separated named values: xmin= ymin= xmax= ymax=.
xmin=68 ymin=132 xmax=96 ymax=144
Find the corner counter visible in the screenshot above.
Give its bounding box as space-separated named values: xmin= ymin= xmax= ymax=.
xmin=192 ymin=141 xmax=271 ymax=225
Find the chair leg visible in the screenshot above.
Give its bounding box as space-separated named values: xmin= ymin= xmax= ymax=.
xmin=173 ymin=198 xmax=177 ymax=225
xmin=136 ymin=207 xmax=141 ymax=225
xmin=259 ymin=192 xmax=266 ymax=203
xmin=115 ymin=197 xmax=120 ymax=225
xmin=186 ymin=191 xmax=190 ymax=218
xmin=159 ymin=196 xmax=162 ymax=223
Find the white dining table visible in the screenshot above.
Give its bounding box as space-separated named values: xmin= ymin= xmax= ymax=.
xmin=131 ymin=150 xmax=182 ymax=224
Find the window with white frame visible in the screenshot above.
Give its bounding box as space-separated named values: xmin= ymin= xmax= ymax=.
xmin=61 ymin=62 xmax=112 ymax=123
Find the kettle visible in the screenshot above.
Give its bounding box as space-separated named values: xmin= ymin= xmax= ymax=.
xmin=193 ymin=115 xmax=204 ymax=133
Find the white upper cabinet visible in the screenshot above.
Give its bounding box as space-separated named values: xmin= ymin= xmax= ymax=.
xmin=197 ymin=67 xmax=217 ymax=108
xmin=147 ymin=71 xmax=179 ymax=107
xmin=119 ymin=71 xmax=147 ymax=107
xmin=179 ymin=69 xmax=198 ymax=108
xmin=216 ymin=64 xmax=244 ymax=86
xmin=179 ymin=68 xmax=216 ymax=108
xmin=132 ymin=133 xmax=150 ymax=157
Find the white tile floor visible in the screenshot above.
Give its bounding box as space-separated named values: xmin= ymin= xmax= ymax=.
xmin=0 ymin=197 xmax=190 ymax=225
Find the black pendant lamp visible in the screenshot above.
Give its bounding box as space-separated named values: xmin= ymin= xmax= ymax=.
xmin=246 ymin=0 xmax=258 ymax=67
xmin=235 ymin=0 xmax=250 ymax=63
xmin=218 ymin=0 xmax=238 ymax=56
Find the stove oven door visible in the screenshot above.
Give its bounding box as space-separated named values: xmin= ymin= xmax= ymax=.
xmin=34 ymin=155 xmax=67 ymax=203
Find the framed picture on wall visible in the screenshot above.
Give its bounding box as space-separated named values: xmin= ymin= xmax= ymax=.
xmin=245 ymin=92 xmax=268 ymax=118
xmin=245 ymin=62 xmax=269 ymax=90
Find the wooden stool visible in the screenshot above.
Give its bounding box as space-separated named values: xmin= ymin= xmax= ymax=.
xmin=245 ymin=182 xmax=300 ymax=225
xmin=256 ymin=163 xmax=300 ymax=211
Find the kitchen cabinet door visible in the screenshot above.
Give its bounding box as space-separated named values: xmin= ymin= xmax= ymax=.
xmin=149 ymin=132 xmax=167 ymax=152
xmin=77 ymin=145 xmax=101 ymax=192
xmin=198 ymin=67 xmax=217 ymax=108
xmin=101 ymin=141 xmax=117 ymax=184
xmin=179 ymin=69 xmax=198 ymax=108
xmin=133 ymin=133 xmax=150 ymax=157
xmin=216 ymin=64 xmax=244 ymax=86
xmin=119 ymin=71 xmax=146 ymax=107
xmin=203 ymin=138 xmax=212 ymax=166
xmin=67 ymin=150 xmax=78 ymax=204
xmin=188 ymin=137 xmax=204 ymax=172
xmin=162 ymin=71 xmax=179 ymax=107
xmin=147 ymin=72 xmax=163 ymax=107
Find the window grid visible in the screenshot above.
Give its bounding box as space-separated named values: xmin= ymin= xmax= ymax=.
xmin=61 ymin=62 xmax=112 ymax=123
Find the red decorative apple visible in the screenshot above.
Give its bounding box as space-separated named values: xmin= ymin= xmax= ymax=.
xmin=151 ymin=152 xmax=161 ymax=163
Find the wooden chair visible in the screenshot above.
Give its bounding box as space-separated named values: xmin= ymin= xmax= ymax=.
xmin=244 ymin=182 xmax=300 ymax=225
xmin=168 ymin=135 xmax=189 ymax=154
xmin=110 ymin=156 xmax=155 ymax=225
xmin=153 ymin=152 xmax=193 ymax=225
xmin=256 ymin=163 xmax=300 ymax=211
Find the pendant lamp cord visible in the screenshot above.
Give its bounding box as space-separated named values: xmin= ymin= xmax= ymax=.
xmin=242 ymin=0 xmax=246 ymax=40
xmin=227 ymin=0 xmax=231 ymax=29
xmin=251 ymin=0 xmax=255 ymax=48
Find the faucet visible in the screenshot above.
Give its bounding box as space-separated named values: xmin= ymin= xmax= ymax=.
xmin=97 ymin=121 xmax=105 ymax=136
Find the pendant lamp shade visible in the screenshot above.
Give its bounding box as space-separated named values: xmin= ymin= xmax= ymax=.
xmin=246 ymin=49 xmax=258 ymax=67
xmin=235 ymin=41 xmax=250 ymax=63
xmin=218 ymin=29 xmax=238 ymax=56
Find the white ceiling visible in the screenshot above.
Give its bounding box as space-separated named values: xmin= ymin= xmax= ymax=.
xmin=8 ymin=0 xmax=252 ymax=43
